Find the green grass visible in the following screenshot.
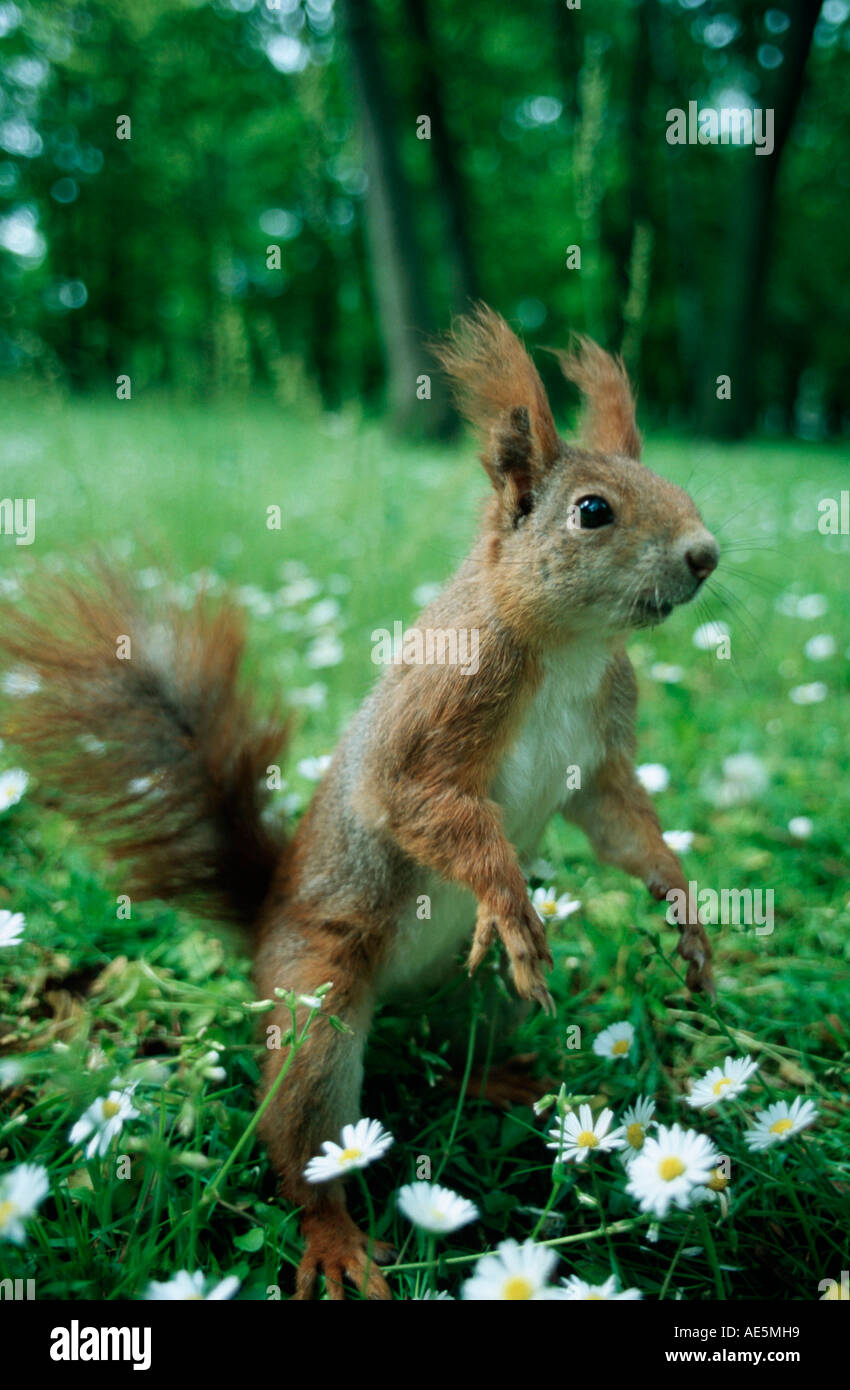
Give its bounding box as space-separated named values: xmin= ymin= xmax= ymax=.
xmin=1 ymin=388 xmax=848 ymax=1300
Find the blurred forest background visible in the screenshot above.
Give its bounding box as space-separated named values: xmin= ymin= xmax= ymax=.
xmin=0 ymin=0 xmax=847 ymax=440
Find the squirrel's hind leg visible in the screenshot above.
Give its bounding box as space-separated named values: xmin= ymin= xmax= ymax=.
xmin=255 ymin=921 xmax=394 ymax=1300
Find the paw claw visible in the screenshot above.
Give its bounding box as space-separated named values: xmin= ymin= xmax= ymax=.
xmin=471 ymin=896 xmax=554 ymax=1007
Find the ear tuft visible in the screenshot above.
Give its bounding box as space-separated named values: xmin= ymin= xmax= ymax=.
xmin=554 ymin=336 xmax=641 ymax=459
xmin=432 ymin=304 xmax=561 ymax=484
xmin=493 ymin=405 xmax=535 ymax=523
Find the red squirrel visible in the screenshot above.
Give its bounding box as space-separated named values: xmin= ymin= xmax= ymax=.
xmin=1 ymin=305 xmax=717 ymax=1299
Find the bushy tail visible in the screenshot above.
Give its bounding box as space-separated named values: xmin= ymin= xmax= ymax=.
xmin=0 ymin=564 xmax=291 ymax=927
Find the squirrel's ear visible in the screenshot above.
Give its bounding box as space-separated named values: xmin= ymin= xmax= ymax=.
xmin=554 ymin=337 xmax=641 ymax=460
xmin=432 ymin=304 xmax=561 ymax=506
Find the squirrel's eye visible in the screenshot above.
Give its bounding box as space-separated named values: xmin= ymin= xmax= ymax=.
xmin=577 ymin=495 xmax=614 ymax=529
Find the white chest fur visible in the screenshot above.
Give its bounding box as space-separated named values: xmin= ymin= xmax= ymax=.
xmin=492 ymin=634 xmax=610 ymax=853
xmin=378 ymin=634 xmax=612 ymax=1000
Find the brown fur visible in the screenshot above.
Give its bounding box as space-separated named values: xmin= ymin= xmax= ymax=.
xmin=554 ymin=336 xmax=642 ymax=459
xmin=433 ymin=303 xmax=562 ymax=484
xmin=1 ymin=307 xmax=719 ymax=1299
xmin=0 ymin=564 xmax=289 ymax=924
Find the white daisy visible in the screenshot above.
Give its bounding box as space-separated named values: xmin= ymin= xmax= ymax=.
xmin=303 ymin=1117 xmax=394 ymax=1183
xmin=236 ymin=585 xmax=273 ymax=618
xmin=694 ymin=1165 xmax=732 ymax=1201
xmin=306 ymin=633 xmax=344 ymax=669
xmin=0 ymin=768 xmax=28 ymax=811
xmin=307 ymin=598 xmax=341 ymax=628
xmin=128 ymin=776 xmax=154 ymax=796
xmin=296 ymin=754 xmax=332 ymax=782
xmin=592 ymin=1021 xmax=635 ymax=1061
xmin=805 ymin=634 xmax=835 ymax=661
xmin=0 ymin=910 xmax=26 ymax=947
xmin=622 ymin=1095 xmax=656 ymax=1153
xmin=692 ymin=620 xmax=729 ymax=650
xmin=794 ymin=593 xmax=828 ymax=619
xmin=636 ymin=763 xmax=669 ymax=794
xmin=662 ymin=829 xmax=694 ymax=853
xmin=528 ymin=856 xmax=556 ymax=881
xmin=649 ymin=663 xmax=684 ymax=684
xmin=744 ymin=1097 xmax=818 ymax=1151
xmin=79 ymin=734 xmax=106 ymax=755
xmin=560 ymin=1274 xmax=642 ymax=1300
xmin=280 ymin=577 xmax=322 ymax=605
xmin=413 ymin=582 xmax=443 ymax=607
xmin=68 ymin=1085 xmax=140 ymax=1159
xmin=289 ymin=683 xmax=327 ymax=711
xmin=546 ymin=1103 xmax=625 ymax=1164
xmin=625 ymin=1124 xmax=720 ymax=1218
xmin=687 ymin=1055 xmax=759 ymax=1109
xmin=397 ymin=1181 xmax=479 ymax=1234
xmin=530 ymin=886 xmax=581 ymax=923
xmin=787 ymin=816 xmax=814 ymax=840
xmin=789 ymin=682 xmax=827 ymax=705
xmin=136 ymin=567 xmax=164 ymax=590
xmin=704 ymin=752 xmax=768 ymax=808
xmin=0 ymin=1162 xmax=49 ymax=1245
xmin=462 ymin=1239 xmax=560 ymax=1301
xmin=144 ymin=1271 xmax=240 ymax=1301
xmin=1 ymin=668 xmax=40 ymax=696
xmin=0 ymin=1059 xmax=24 ymax=1087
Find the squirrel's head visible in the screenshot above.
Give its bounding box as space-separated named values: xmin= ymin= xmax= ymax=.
xmin=434 ymin=304 xmax=718 ymax=641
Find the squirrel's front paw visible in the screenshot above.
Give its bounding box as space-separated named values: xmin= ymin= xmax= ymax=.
xmin=676 ymin=919 xmax=715 ymax=997
xmin=468 ymin=897 xmax=555 ymax=1016
xmin=650 ymin=877 xmax=715 ymax=996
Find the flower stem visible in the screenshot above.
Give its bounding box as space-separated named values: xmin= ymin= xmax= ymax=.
xmin=696 ymin=1205 xmax=725 ymax=1298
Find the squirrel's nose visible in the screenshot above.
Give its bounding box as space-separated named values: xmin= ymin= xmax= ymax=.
xmin=685 ymin=539 xmax=719 ymax=583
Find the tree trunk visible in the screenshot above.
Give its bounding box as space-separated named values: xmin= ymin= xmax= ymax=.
xmin=403 ymin=0 xmax=480 ymax=311
xmin=340 ymin=0 xmax=451 ymax=435
xmin=697 ymin=0 xmax=821 ymax=438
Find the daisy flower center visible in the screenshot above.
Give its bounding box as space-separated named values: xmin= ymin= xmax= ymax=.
xmin=0 ymin=1199 xmax=17 ymax=1228
xmin=502 ymin=1275 xmax=534 ymax=1300
xmin=770 ymin=1118 xmax=793 ymax=1135
xmin=102 ymin=1100 xmax=121 ymax=1119
xmin=541 ymin=900 xmax=556 ymax=916
xmin=711 ymin=1077 xmax=733 ymax=1095
xmin=576 ymin=1130 xmax=599 ymax=1148
xmin=339 ymin=1147 xmax=362 ymax=1163
xmin=626 ymin=1122 xmax=645 ymax=1150
xmin=707 ymin=1168 xmax=728 ymax=1192
xmin=658 ymin=1156 xmax=686 ymax=1182
xmin=611 ymin=1039 xmax=630 ymax=1055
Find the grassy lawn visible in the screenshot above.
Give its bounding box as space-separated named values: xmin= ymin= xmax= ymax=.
xmin=1 ymin=389 xmax=848 ymax=1300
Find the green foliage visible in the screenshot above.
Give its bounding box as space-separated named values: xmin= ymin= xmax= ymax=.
xmin=1 ymin=0 xmax=849 ymax=430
